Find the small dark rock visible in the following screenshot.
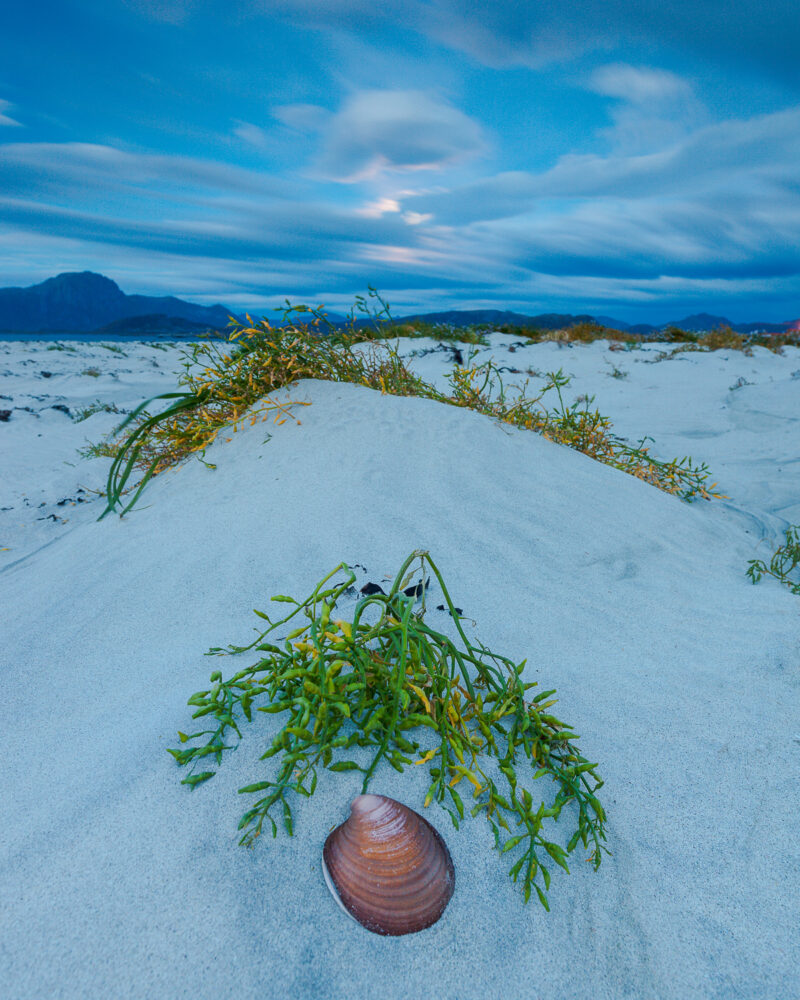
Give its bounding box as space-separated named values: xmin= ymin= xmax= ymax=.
xmin=403 ymin=576 xmax=430 ymax=599
xmin=360 ymin=582 xmax=386 ymax=596
xmin=436 ymin=603 xmax=464 ymax=616
xmin=40 ymin=371 xmax=53 ymax=378
xmin=0 ymin=410 xmax=11 ymax=422
xmin=51 ymin=404 xmax=71 ymax=416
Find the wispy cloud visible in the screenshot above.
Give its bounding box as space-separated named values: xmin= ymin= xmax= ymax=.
xmin=0 ymin=100 xmax=21 ymax=127
xmin=232 ymin=121 xmax=271 ymax=150
xmin=275 ymin=0 xmax=800 ymax=81
xmin=272 ymin=103 xmax=330 ymax=133
xmin=586 ymin=64 xmax=707 ymax=152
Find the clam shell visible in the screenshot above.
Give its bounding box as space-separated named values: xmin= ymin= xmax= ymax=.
xmin=322 ymin=793 xmax=455 ymax=936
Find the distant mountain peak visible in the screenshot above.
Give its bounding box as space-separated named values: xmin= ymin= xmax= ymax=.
xmin=670 ymin=313 xmax=732 ymax=331
xmin=44 ymin=270 xmax=123 ymax=289
xmin=0 ymin=271 xmax=233 ymax=333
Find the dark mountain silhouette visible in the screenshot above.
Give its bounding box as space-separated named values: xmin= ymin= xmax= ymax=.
xmin=0 ymin=272 xmax=234 ymax=332
xmin=354 ymin=309 xmax=796 ymax=336
xmin=667 ymin=313 xmax=732 ymax=332
xmin=339 ymin=309 xmax=614 ymax=331
xmin=0 ymin=272 xmax=795 ymax=336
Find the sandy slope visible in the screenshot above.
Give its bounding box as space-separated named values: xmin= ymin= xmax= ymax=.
xmin=1 ymin=334 xmax=798 ymax=999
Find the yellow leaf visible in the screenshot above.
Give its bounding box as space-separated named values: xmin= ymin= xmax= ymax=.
xmin=464 ymin=770 xmax=483 ymax=792
xmin=409 ymin=683 xmax=431 ymax=714
xmin=413 ymin=749 xmax=437 ymax=766
xmin=333 ymin=620 xmax=352 ymax=641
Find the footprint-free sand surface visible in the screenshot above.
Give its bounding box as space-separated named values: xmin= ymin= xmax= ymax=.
xmin=1 ymin=333 xmax=798 ymax=999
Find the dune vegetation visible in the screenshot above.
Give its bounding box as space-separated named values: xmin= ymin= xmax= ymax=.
xmin=97 ymin=289 xmax=756 ymax=519
xmin=169 ymin=549 xmax=608 ymax=910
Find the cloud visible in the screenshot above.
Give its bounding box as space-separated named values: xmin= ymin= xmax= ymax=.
xmin=0 ymin=100 xmax=21 ymax=127
xmin=0 ymin=142 xmax=298 ymax=200
xmin=589 ymin=64 xmax=692 ymax=104
xmin=2 ymin=93 xmax=799 ymax=319
xmin=315 ymin=89 xmax=488 ymax=181
xmin=232 ymin=121 xmax=271 ymax=149
xmin=262 ymin=0 xmax=800 ymax=83
xmin=355 ymin=198 xmax=400 ymax=218
xmin=272 ymin=103 xmax=330 ymax=133
xmin=403 ymin=104 xmax=800 ymax=220
xmin=586 ymin=64 xmax=707 ymax=152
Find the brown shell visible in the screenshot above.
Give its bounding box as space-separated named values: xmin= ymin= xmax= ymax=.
xmin=322 ymin=793 xmax=455 ymax=936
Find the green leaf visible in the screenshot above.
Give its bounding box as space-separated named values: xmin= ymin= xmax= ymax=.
xmin=238 ymin=781 xmax=273 ymax=793
xmin=501 ymin=835 xmax=525 ymax=854
xmin=398 ymin=714 xmax=437 ymax=729
xmin=544 ymin=842 xmax=570 ymax=873
xmin=534 ymin=885 xmax=550 ymax=911
xmin=181 ymin=771 xmax=215 ymax=788
xmin=508 ymin=857 xmax=526 ymax=881
xmin=282 ymin=800 xmax=293 ymax=835
xmin=328 ymin=760 xmax=361 ymax=772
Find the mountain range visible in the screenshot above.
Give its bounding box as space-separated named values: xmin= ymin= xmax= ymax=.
xmin=0 ymin=272 xmax=797 ymax=336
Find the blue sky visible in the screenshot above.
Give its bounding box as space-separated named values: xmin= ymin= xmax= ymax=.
xmin=1 ymin=1 xmax=798 ymax=323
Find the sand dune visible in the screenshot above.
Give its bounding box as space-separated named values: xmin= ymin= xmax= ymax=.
xmin=1 ymin=333 xmax=798 ymax=999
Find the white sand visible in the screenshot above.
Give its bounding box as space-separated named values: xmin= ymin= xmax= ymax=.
xmin=1 ymin=333 xmax=798 ymax=999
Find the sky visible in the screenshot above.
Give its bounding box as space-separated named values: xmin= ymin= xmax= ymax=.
xmin=0 ymin=0 xmax=799 ymax=324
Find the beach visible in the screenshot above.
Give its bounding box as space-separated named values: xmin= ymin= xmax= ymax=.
xmin=1 ymin=332 xmax=798 ymax=999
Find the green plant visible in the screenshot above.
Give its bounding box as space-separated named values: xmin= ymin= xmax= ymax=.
xmin=72 ymin=399 xmax=125 ymax=422
xmin=168 ymin=550 xmax=607 ymax=910
xmin=747 ymin=525 xmax=800 ymax=595
xmin=81 ymin=367 xmax=102 ymax=377
xmin=95 ymin=291 xmax=726 ymax=516
xmin=445 ymin=362 xmax=725 ymax=501
xmin=99 ymin=343 xmax=128 ymax=356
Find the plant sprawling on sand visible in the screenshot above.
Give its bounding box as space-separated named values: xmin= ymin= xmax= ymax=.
xmin=747 ymin=525 xmax=800 ymax=595
xmin=96 ymin=289 xmax=727 ymax=516
xmin=168 ymin=551 xmax=607 ymax=910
